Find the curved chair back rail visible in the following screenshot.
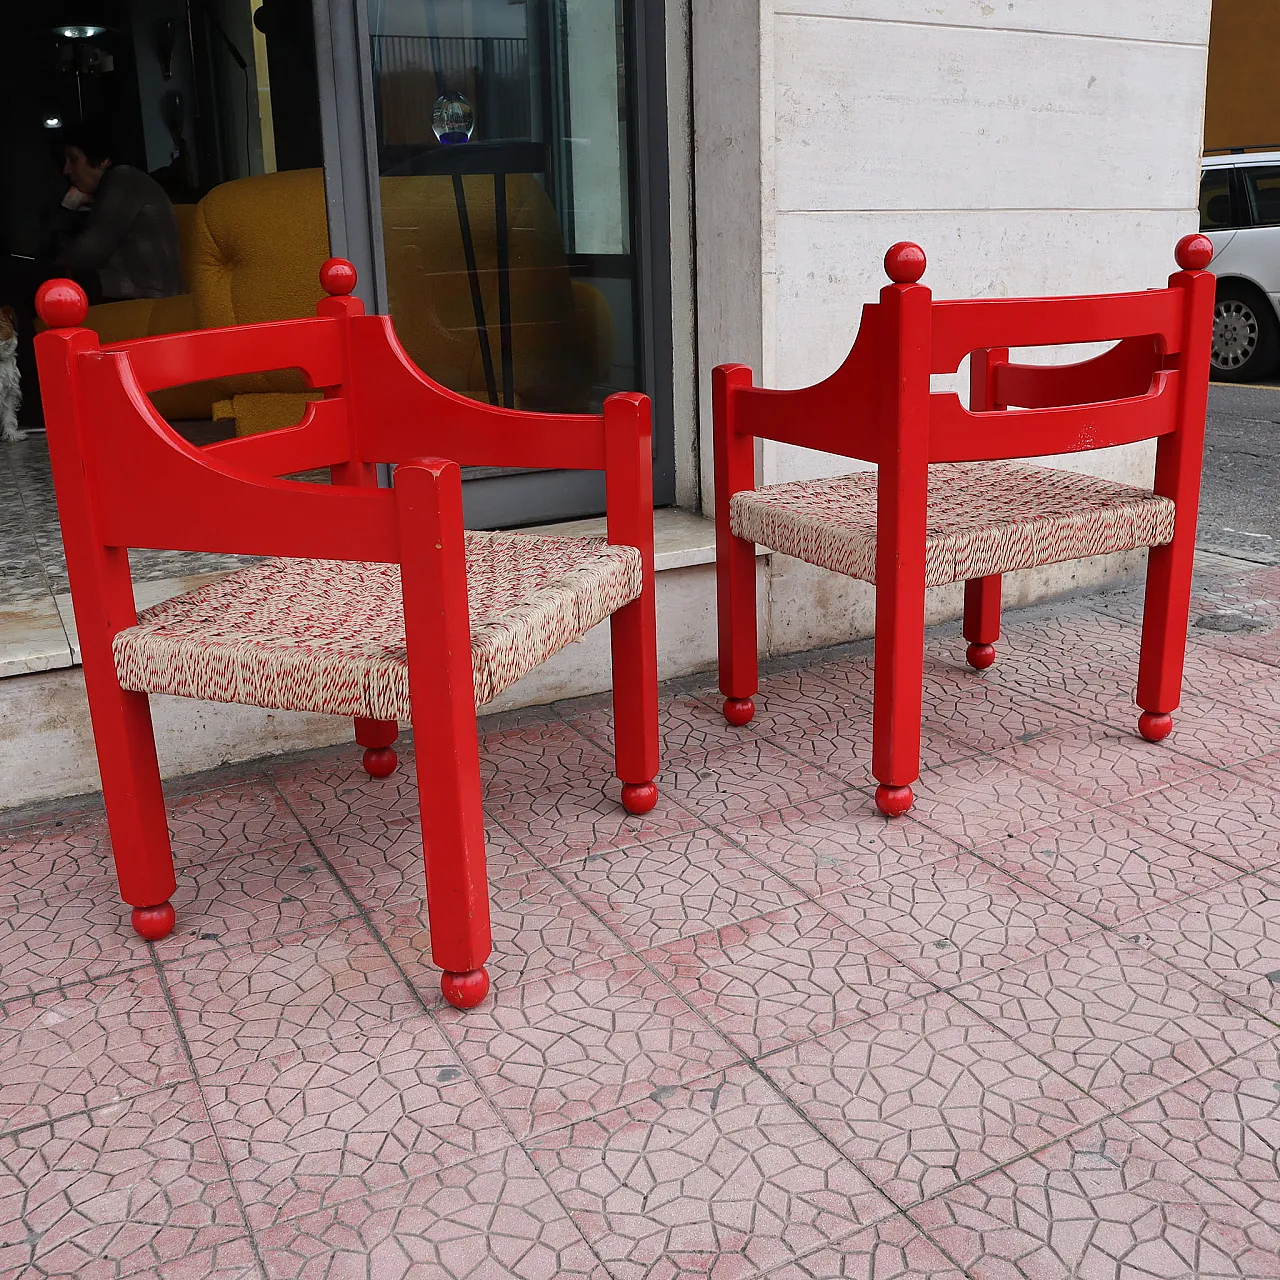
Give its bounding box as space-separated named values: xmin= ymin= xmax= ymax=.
xmin=42 ymin=281 xmax=646 ymax=562
xmin=721 ymin=245 xmax=1211 ymax=468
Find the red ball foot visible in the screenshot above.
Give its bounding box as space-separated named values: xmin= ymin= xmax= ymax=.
xmin=131 ymin=901 xmax=175 ymax=941
xmin=1138 ymin=711 xmax=1173 ymax=743
xmin=362 ymin=746 xmax=398 ymax=778
xmin=875 ymin=784 xmax=914 ymax=817
xmin=966 ymin=642 xmax=996 ymax=670
xmin=621 ymin=781 xmax=658 ymax=815
xmin=441 ymin=967 xmax=490 ymax=1010
xmin=723 ymin=696 xmax=755 ymax=726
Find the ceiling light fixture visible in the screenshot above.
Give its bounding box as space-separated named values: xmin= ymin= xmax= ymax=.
xmin=43 ymin=115 xmax=63 ymax=129
xmin=56 ymin=25 xmax=106 ymax=38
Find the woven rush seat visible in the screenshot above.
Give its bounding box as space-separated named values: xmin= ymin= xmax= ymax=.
xmin=113 ymin=531 xmax=642 ymax=716
xmin=730 ymin=460 xmax=1176 ymax=588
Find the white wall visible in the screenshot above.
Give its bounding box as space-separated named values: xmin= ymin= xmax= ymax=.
xmin=694 ymin=0 xmax=1213 ymax=652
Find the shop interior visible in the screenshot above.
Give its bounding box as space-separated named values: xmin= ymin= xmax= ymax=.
xmin=0 ymin=0 xmax=643 ymax=679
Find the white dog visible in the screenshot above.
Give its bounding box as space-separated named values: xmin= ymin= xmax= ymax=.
xmin=0 ymin=307 xmax=23 ymax=442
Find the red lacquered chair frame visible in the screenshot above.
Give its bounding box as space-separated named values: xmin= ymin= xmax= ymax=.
xmin=714 ymin=235 xmax=1215 ymax=816
xmin=33 ymin=260 xmax=659 ymax=1009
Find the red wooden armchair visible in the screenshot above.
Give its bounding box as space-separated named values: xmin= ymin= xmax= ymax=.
xmin=714 ymin=236 xmax=1214 ymax=817
xmin=33 ymin=260 xmax=658 ymax=1009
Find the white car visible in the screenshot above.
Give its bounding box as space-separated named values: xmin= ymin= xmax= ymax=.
xmin=1201 ymin=152 xmax=1280 ymax=381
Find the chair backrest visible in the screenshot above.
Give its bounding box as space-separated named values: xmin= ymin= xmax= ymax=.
xmin=33 ymin=259 xmax=639 ymax=579
xmin=718 ymin=235 xmax=1215 ymax=470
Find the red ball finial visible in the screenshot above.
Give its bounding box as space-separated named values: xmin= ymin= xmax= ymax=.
xmin=1175 ymin=233 xmax=1213 ymax=272
xmin=885 ymin=242 xmax=927 ymax=284
xmin=319 ymin=258 xmax=357 ymax=296
xmin=36 ymin=279 xmax=88 ymax=329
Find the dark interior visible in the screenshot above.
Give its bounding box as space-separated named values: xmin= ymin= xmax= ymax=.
xmin=0 ymin=0 xmax=319 ymax=261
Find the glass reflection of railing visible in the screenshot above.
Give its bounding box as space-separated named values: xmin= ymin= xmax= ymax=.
xmin=371 ymin=35 xmax=531 ymax=151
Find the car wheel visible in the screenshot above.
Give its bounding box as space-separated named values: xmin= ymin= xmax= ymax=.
xmin=1212 ymin=283 xmax=1280 ymax=382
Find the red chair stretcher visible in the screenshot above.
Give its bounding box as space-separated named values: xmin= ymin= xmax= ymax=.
xmin=712 ymin=236 xmax=1215 ymax=817
xmin=33 ymin=259 xmax=660 ymax=1009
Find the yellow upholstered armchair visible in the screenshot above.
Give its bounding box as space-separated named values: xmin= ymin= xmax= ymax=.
xmin=79 ymin=167 xmax=613 ymax=435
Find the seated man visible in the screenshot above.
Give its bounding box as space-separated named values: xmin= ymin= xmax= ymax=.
xmin=53 ymin=119 xmax=185 ymax=304
xmin=0 ymin=120 xmax=183 ymax=428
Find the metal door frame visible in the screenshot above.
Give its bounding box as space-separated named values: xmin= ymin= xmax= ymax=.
xmin=311 ymin=0 xmax=675 ymax=526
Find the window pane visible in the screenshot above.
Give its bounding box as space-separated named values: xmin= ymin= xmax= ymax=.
xmin=1199 ymin=169 xmax=1234 ymax=230
xmin=366 ymin=0 xmax=637 ymax=415
xmin=1245 ymin=167 xmax=1280 ymax=227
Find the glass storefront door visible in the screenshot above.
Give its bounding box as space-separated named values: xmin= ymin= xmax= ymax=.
xmin=360 ymin=0 xmax=669 ymax=527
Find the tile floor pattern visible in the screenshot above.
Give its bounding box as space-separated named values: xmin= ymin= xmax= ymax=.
xmin=1 ymin=550 xmax=1279 ymax=1278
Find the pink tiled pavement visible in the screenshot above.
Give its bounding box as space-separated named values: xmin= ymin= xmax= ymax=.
xmin=2 ymin=550 xmax=1280 ymax=1275
xmin=1125 ymin=874 xmax=1280 ymax=1020
xmin=643 ymin=899 xmax=935 ymax=1058
xmin=0 ymin=969 xmax=190 ymax=1134
xmin=433 ymin=953 xmax=741 ymax=1139
xmin=975 ymin=807 xmax=1242 ymax=928
xmin=764 ymin=1215 xmax=967 ymax=1280
xmin=200 ymin=1023 xmax=511 ymax=1232
xmin=253 ymin=1145 xmax=609 ymax=1280
xmin=909 ymin=1117 xmax=1280 ymax=1279
xmin=1119 ymin=1036 xmax=1280 ymax=1219
xmin=163 ymin=918 xmax=423 ymax=1076
xmin=997 ymin=720 xmax=1212 ymax=808
xmin=474 ymin=712 xmax=617 ymax=799
xmin=371 ymin=867 xmax=628 ymax=997
xmin=484 ymin=775 xmax=702 ymax=865
xmin=818 ymin=852 xmax=1099 ymax=988
xmin=950 ymin=931 xmax=1275 ymax=1112
xmin=0 ymin=1084 xmax=255 ymax=1279
xmin=311 ymin=813 xmax=538 ymax=906
xmin=721 ymin=666 xmax=981 ymax=780
xmin=1120 ymin=767 xmax=1280 ymax=874
xmin=902 ymin=753 xmax=1095 ymax=846
xmin=559 ymin=828 xmax=804 ymax=951
xmin=561 ymin=684 xmax=744 ymax=764
xmin=760 ymin=992 xmax=1106 ymax=1209
xmin=722 ymin=791 xmax=964 ymax=898
xmin=656 ymin=739 xmax=848 ymax=826
xmin=525 ymin=1065 xmax=894 ymax=1280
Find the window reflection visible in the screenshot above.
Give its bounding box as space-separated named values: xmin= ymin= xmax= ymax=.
xmin=367 ymin=0 xmax=638 ymax=415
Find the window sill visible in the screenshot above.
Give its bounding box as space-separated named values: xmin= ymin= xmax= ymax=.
xmin=523 ymin=508 xmax=767 ymax=571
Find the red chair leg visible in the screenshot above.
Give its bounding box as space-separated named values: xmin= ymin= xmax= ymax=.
xmin=963 ymin=574 xmax=1002 ymax=669
xmin=1137 ymin=538 xmax=1193 ymax=743
xmin=718 ymin=531 xmax=759 ymax=726
xmin=355 ymin=717 xmax=399 ymax=778
xmin=411 ymin=729 xmax=492 ymax=1009
xmin=714 ymin=365 xmax=758 ymax=727
xmin=87 ymin=680 xmax=177 ymax=940
xmin=396 ymin=459 xmax=492 ymax=1009
xmin=610 ymin=597 xmax=660 ymax=815
xmin=871 ymin=574 xmax=926 ymax=817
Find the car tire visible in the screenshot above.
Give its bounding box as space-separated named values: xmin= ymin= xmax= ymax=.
xmin=1212 ymin=281 xmax=1280 ymax=382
